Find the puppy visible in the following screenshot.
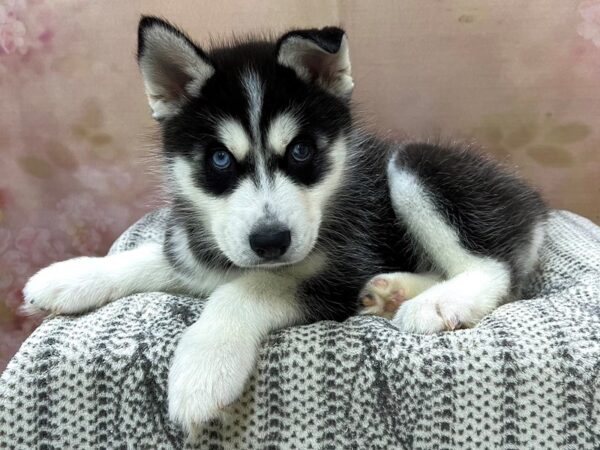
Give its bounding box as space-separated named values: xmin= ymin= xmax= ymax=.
xmin=23 ymin=17 xmax=547 ymax=431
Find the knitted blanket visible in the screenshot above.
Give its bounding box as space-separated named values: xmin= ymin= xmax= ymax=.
xmin=1 ymin=209 xmax=599 ymax=449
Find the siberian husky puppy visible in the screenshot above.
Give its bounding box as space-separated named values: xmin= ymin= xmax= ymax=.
xmin=23 ymin=17 xmax=547 ymax=431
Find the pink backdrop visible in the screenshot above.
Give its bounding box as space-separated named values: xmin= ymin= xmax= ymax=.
xmin=1 ymin=0 xmax=599 ymax=371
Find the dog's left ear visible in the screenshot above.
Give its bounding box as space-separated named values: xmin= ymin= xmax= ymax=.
xmin=137 ymin=16 xmax=215 ymax=120
xmin=276 ymin=27 xmax=353 ymax=98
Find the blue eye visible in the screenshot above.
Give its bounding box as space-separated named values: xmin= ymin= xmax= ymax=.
xmin=211 ymin=150 xmax=232 ymax=170
xmin=289 ymin=142 xmax=313 ymax=163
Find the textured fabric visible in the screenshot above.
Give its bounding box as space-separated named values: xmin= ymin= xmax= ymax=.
xmin=3 ymin=0 xmax=600 ymax=370
xmin=1 ymin=209 xmax=599 ymax=449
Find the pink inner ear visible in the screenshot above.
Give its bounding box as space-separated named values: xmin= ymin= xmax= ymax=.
xmin=159 ymin=61 xmax=193 ymax=100
xmin=302 ymin=51 xmax=337 ymax=83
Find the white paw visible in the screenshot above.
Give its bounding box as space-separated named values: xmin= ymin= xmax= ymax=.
xmin=168 ymin=327 xmax=256 ymax=431
xmin=359 ymin=274 xmax=409 ymax=319
xmin=22 ymin=257 xmax=114 ymax=315
xmin=393 ymin=295 xmax=461 ymax=333
xmin=392 ymin=271 xmax=502 ymax=333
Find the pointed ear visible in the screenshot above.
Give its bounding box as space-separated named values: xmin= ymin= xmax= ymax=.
xmin=276 ymin=27 xmax=353 ymax=98
xmin=137 ymin=16 xmax=214 ymax=120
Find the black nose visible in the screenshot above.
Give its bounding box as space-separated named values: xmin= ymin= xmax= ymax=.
xmin=249 ymin=226 xmax=291 ymax=259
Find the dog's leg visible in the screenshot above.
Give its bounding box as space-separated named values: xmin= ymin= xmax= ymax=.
xmin=388 ymin=166 xmax=512 ymax=333
xmin=359 ymin=272 xmax=442 ymax=319
xmin=22 ymin=242 xmax=181 ymax=315
xmin=385 ymin=143 xmax=547 ymax=333
xmin=167 ymin=271 xmax=303 ymax=431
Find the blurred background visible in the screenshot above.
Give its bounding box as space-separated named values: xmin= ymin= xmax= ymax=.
xmin=1 ymin=0 xmax=599 ymax=370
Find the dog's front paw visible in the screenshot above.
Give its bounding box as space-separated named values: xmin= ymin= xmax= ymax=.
xmin=168 ymin=327 xmax=256 ymax=431
xmin=393 ymin=297 xmax=456 ymax=333
xmin=393 ymin=288 xmax=469 ymax=334
xmin=22 ymin=257 xmax=114 ymax=315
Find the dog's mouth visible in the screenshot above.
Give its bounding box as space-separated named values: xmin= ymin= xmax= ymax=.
xmin=230 ymin=248 xmax=312 ymax=270
xmin=253 ymin=260 xmax=294 ymax=269
xmin=234 ymin=256 xmax=299 ymax=270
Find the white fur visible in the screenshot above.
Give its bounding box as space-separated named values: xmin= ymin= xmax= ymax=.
xmin=267 ymin=112 xmax=300 ymax=155
xmin=518 ymin=222 xmax=545 ymax=276
xmin=241 ymin=69 xmax=273 ymax=189
xmin=22 ymin=243 xmax=181 ymax=315
xmin=241 ymin=69 xmax=264 ymax=142
xmin=253 ymin=151 xmax=271 ymax=194
xmin=167 ymin=225 xmax=240 ymax=295
xmin=304 ymin=137 xmax=348 ymax=213
xmin=23 ymin=233 xmax=318 ymax=433
xmin=138 ymin=24 xmax=214 ymax=120
xmin=170 ymin=135 xmax=348 ymax=268
xmin=168 ymin=271 xmax=303 ymax=430
xmin=393 ymin=261 xmax=510 ymax=332
xmin=216 ymin=118 xmax=251 ymax=161
xmin=360 ymin=272 xmax=441 ymax=317
xmin=388 ymin=163 xmax=511 ymax=333
xmin=171 ymin=157 xmax=225 ymax=229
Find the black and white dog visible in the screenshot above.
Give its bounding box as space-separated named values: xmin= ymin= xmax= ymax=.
xmin=23 ymin=17 xmax=547 ymax=431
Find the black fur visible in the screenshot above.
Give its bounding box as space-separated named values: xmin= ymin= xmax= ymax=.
xmin=140 ymin=18 xmax=548 ymax=322
xmin=149 ymin=24 xmax=352 ymax=196
xmin=298 ymin=140 xmax=548 ymax=320
xmin=395 ymin=144 xmax=548 ymax=287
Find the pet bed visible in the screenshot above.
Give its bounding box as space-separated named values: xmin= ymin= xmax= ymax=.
xmin=1 ymin=209 xmax=599 ymax=449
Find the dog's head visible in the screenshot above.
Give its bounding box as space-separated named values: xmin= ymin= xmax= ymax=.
xmin=137 ymin=17 xmax=354 ymax=268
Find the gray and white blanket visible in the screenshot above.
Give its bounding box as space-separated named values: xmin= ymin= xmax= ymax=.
xmin=1 ymin=209 xmax=599 ymax=449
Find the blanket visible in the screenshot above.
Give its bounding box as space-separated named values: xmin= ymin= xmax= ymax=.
xmin=1 ymin=209 xmax=599 ymax=449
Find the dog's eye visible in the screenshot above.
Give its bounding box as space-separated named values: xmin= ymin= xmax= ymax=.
xmin=211 ymin=149 xmax=233 ymax=170
xmin=288 ymin=141 xmax=314 ymax=163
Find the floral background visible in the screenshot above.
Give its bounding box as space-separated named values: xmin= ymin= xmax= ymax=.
xmin=0 ymin=0 xmax=599 ymax=371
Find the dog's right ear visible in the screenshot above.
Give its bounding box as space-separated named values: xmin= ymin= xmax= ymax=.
xmin=137 ymin=16 xmax=214 ymax=121
xmin=276 ymin=27 xmax=353 ymax=98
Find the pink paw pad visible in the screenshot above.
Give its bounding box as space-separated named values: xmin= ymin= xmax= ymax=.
xmin=361 ymin=294 xmax=377 ymax=307
xmin=383 ymin=289 xmax=406 ymax=313
xmin=371 ymin=277 xmax=389 ymax=288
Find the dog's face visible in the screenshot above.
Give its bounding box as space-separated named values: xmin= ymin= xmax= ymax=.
xmin=137 ymin=17 xmax=354 ymax=268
